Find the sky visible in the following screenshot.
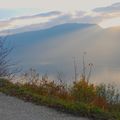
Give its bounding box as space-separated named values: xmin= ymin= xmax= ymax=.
xmin=0 ymin=0 xmax=120 ymax=33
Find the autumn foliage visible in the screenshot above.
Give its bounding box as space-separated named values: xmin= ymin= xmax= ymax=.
xmin=16 ymin=68 xmax=120 ymax=111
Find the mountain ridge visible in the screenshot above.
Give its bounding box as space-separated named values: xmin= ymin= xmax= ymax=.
xmin=0 ymin=23 xmax=100 ymax=36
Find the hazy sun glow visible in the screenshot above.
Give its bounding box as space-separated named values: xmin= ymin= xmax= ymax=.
xmin=99 ymin=17 xmax=120 ymax=28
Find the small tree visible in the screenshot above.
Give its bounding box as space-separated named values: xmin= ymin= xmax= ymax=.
xmin=0 ymin=36 xmax=17 ymax=78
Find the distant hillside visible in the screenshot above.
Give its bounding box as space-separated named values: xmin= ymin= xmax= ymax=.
xmin=4 ymin=23 xmax=120 ymax=85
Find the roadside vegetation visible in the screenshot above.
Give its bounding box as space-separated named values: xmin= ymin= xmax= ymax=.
xmin=0 ymin=69 xmax=120 ymax=120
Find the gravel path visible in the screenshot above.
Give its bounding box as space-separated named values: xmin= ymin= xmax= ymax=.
xmin=0 ymin=93 xmax=89 ymax=120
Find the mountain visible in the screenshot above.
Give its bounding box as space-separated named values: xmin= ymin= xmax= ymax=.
xmin=4 ymin=23 xmax=120 ymax=85
xmin=0 ymin=23 xmax=97 ymax=36
xmin=7 ymin=23 xmax=97 ymax=44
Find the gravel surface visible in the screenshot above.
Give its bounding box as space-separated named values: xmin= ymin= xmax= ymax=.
xmin=0 ymin=93 xmax=90 ymax=120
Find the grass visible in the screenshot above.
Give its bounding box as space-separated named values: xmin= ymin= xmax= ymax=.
xmin=0 ymin=78 xmax=120 ymax=120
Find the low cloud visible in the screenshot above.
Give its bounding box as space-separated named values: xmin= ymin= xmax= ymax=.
xmin=10 ymin=11 xmax=62 ymax=20
xmin=93 ymin=2 xmax=120 ymax=19
xmin=0 ymin=11 xmax=62 ymax=33
xmin=93 ymin=2 xmax=120 ymax=13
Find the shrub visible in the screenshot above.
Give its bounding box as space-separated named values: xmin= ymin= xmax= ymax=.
xmin=71 ymin=79 xmax=96 ymax=103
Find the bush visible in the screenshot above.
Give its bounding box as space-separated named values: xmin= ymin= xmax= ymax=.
xmin=0 ymin=77 xmax=119 ymax=120
xmin=71 ymin=80 xmax=96 ymax=103
xmin=96 ymin=84 xmax=120 ymax=112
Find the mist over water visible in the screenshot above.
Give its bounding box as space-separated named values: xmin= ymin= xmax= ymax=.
xmin=7 ymin=24 xmax=120 ymax=86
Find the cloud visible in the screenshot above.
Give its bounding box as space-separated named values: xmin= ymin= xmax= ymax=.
xmin=94 ymin=2 xmax=120 ymax=13
xmin=0 ymin=11 xmax=62 ymax=32
xmin=0 ymin=12 xmax=89 ymax=35
xmin=10 ymin=11 xmax=62 ymax=20
xmin=34 ymin=11 xmax=62 ymax=17
xmin=0 ymin=12 xmax=77 ymax=35
xmin=0 ymin=2 xmax=120 ymax=35
xmin=0 ymin=8 xmax=45 ymax=20
xmin=92 ymin=2 xmax=120 ymax=20
xmin=92 ymin=3 xmax=120 ymax=28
